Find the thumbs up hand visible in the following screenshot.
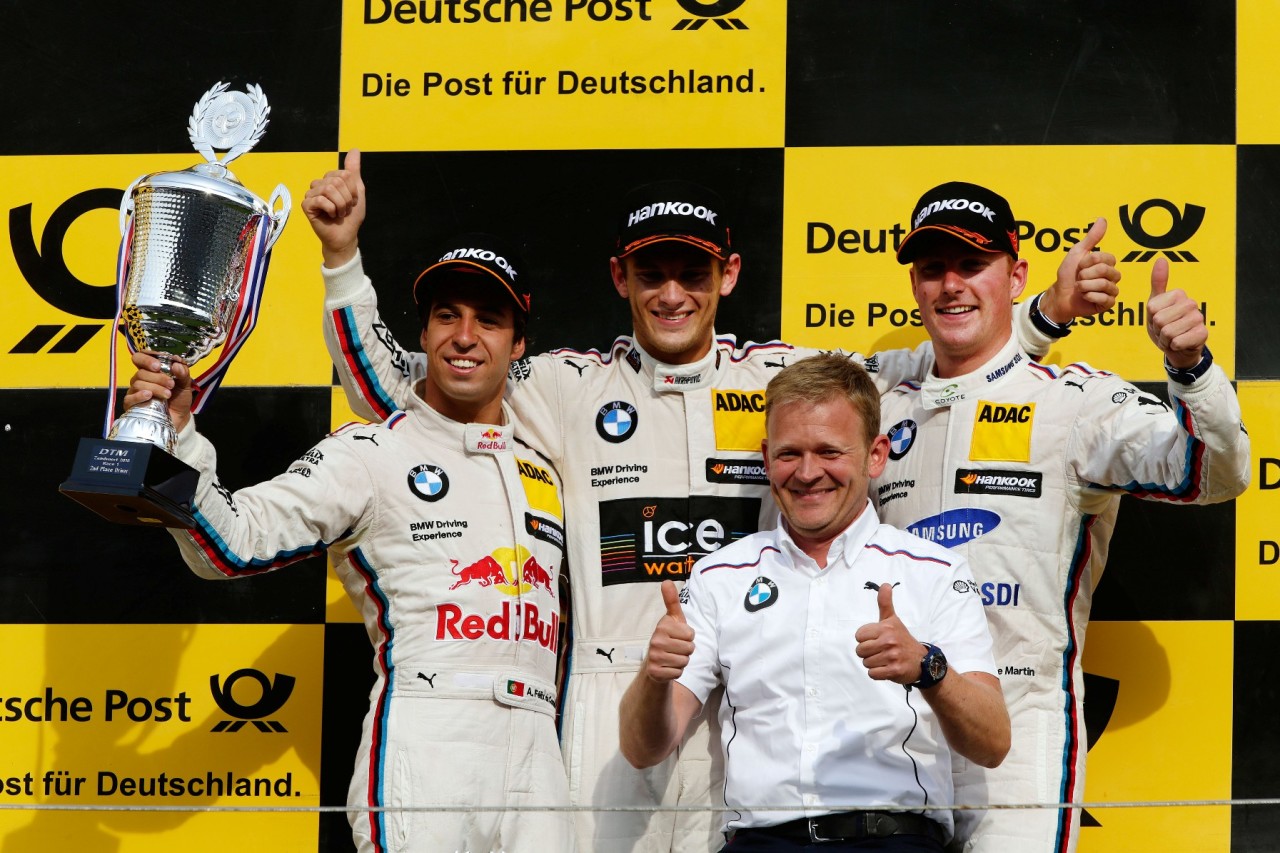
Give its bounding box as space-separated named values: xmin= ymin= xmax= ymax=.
xmin=1040 ymin=218 xmax=1122 ymax=323
xmin=855 ymin=583 xmax=925 ymax=685
xmin=302 ymin=148 xmax=367 ymax=268
xmin=643 ymin=580 xmax=696 ymax=684
xmin=1145 ymin=258 xmax=1208 ymax=369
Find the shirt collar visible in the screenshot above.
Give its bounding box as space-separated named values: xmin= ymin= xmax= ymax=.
xmin=919 ymin=334 xmax=1026 ymax=410
xmin=631 ymin=336 xmax=720 ymax=393
xmin=776 ymin=500 xmax=882 ymax=574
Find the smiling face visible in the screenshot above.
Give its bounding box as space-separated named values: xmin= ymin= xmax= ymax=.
xmin=418 ymin=277 xmax=525 ymax=425
xmin=763 ymin=396 xmax=889 ymax=562
xmin=908 ymin=235 xmax=1029 ymax=378
xmin=610 ymin=242 xmax=740 ymax=365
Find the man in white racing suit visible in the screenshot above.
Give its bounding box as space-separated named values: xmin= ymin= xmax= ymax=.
xmin=311 ymin=153 xmax=1116 ymax=852
xmin=125 ymin=231 xmax=574 ymax=853
xmin=873 ymin=181 xmax=1251 ymax=853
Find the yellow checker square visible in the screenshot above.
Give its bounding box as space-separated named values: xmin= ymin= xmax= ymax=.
xmin=0 ymin=624 xmax=322 ymax=850
xmin=1079 ymin=620 xmax=1231 ymax=852
xmin=781 ymin=146 xmax=1235 ymax=382
xmin=712 ymin=388 xmax=767 ymax=452
xmin=1235 ymin=382 xmax=1280 ymax=620
xmin=1 ymin=152 xmax=338 ymax=390
xmin=1238 ymin=0 xmax=1280 ymax=143
xmin=969 ymin=401 xmax=1035 ymax=462
xmin=339 ymin=0 xmax=785 ymax=151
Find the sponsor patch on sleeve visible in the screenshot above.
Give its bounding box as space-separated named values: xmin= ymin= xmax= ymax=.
xmin=969 ymin=401 xmax=1034 ymax=462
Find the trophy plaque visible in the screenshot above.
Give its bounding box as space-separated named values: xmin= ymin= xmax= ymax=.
xmin=60 ymin=82 xmax=290 ymax=528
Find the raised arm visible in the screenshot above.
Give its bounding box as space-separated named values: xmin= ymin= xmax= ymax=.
xmin=1071 ymin=259 xmax=1249 ymax=504
xmin=619 ymin=581 xmax=704 ymax=768
xmin=855 ymin=583 xmax=1010 ymax=767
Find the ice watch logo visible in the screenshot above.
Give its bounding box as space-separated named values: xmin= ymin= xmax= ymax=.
xmin=209 ymin=669 xmax=296 ymax=733
xmin=9 ymin=188 xmax=121 ymax=354
xmin=1118 ymin=199 xmax=1206 ymax=263
xmin=673 ymin=0 xmax=748 ymax=30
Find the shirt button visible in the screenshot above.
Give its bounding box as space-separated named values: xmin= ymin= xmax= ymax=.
xmin=807 ymin=687 xmax=818 ymax=697
xmin=804 ymin=743 xmax=815 ymax=752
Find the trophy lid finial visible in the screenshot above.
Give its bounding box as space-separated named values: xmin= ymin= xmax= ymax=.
xmin=187 ymin=82 xmax=271 ymax=168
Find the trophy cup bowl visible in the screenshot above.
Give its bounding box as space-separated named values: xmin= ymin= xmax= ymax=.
xmin=110 ymin=164 xmax=287 ymax=453
xmin=60 ymin=82 xmax=289 ymax=528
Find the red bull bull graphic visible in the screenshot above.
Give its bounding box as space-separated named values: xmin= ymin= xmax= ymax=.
xmin=521 ymin=555 xmax=555 ymax=595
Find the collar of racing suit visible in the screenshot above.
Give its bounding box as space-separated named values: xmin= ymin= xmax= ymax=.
xmin=919 ymin=333 xmax=1029 ymax=411
xmin=407 ymin=381 xmax=519 ymax=455
xmin=631 ymin=334 xmax=722 ymax=393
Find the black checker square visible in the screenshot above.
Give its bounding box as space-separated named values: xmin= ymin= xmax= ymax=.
xmin=1091 ymin=382 xmax=1236 ymax=623
xmin=349 ymin=148 xmax=785 ymax=358
xmin=1233 ymin=621 xmax=1280 ymax=850
xmin=0 ymin=0 xmax=341 ymax=156
xmin=1236 ymin=145 xmax=1280 ymax=380
xmin=785 ymin=0 xmax=1235 ymax=147
xmin=1 ymin=386 xmax=330 ymax=624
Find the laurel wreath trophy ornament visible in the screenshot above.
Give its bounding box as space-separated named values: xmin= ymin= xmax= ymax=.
xmin=60 ymin=82 xmax=290 ymax=528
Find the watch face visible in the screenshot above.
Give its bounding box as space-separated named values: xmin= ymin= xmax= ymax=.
xmin=928 ymin=656 xmax=947 ymax=680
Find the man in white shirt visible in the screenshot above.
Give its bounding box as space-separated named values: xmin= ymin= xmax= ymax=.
xmin=620 ymin=353 xmax=1009 ymax=851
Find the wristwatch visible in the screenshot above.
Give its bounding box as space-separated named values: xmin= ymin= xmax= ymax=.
xmin=912 ymin=643 xmax=948 ymax=690
xmin=1029 ymin=292 xmax=1074 ymax=339
xmin=1164 ymin=345 xmax=1213 ymax=386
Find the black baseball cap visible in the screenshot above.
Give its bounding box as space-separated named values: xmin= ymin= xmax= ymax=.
xmin=412 ymin=232 xmax=530 ymax=318
xmin=615 ymin=179 xmax=731 ymax=260
xmin=896 ymin=181 xmax=1020 ymax=264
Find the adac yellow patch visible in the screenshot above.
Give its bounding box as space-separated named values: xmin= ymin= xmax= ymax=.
xmin=516 ymin=457 xmax=561 ymax=518
xmin=712 ymin=389 xmax=768 ymax=452
xmin=969 ymin=401 xmax=1034 ymax=462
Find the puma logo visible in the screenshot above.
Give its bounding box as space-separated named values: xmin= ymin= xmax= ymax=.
xmin=596 ymin=648 xmax=615 ymax=663
xmin=416 ymin=672 xmax=436 ymax=687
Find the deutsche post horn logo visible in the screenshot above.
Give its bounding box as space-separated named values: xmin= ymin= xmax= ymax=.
xmin=674 ymin=0 xmax=748 ymax=30
xmin=209 ymin=669 xmax=296 ymax=733
xmin=9 ymin=188 xmax=121 ymax=354
xmin=1118 ymin=199 xmax=1206 ymax=263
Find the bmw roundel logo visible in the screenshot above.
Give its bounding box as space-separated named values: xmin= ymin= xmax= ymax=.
xmin=888 ymin=419 xmax=917 ymax=461
xmin=407 ymin=464 xmax=449 ymax=502
xmin=596 ymin=401 xmax=639 ymax=443
xmin=744 ymin=576 xmax=778 ymax=612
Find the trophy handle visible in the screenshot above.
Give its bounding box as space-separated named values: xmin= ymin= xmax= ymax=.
xmin=265 ymin=184 xmax=291 ymax=251
xmin=118 ymin=177 xmax=141 ymax=236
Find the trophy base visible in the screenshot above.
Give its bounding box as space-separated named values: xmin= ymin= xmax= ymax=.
xmin=59 ymin=438 xmax=198 ymax=528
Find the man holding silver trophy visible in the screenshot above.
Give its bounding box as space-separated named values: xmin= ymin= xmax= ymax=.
xmin=120 ymin=107 xmax=576 ymax=851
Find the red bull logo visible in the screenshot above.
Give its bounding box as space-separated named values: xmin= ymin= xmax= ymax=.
xmin=436 ymin=601 xmax=559 ymax=652
xmin=482 ymin=429 xmax=500 ymax=439
xmin=448 ymin=556 xmax=507 ymax=590
xmin=521 ymin=555 xmax=555 ymax=596
xmin=447 ymin=546 xmax=557 ymax=596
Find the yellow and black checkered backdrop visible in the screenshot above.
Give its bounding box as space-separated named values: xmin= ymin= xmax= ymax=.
xmin=1 ymin=1 xmax=1276 ymax=849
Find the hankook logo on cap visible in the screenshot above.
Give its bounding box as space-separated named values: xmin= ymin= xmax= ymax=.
xmin=596 ymin=401 xmax=639 ymax=443
xmin=408 ymin=464 xmax=450 ymax=502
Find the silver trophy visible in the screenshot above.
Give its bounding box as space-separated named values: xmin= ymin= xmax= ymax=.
xmin=111 ymin=81 xmax=290 ymax=452
xmin=61 ymin=82 xmax=290 ymax=527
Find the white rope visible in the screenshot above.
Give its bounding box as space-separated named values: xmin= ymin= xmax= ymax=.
xmin=0 ymin=798 xmax=1274 ymax=814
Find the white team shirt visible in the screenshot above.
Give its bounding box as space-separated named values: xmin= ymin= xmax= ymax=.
xmin=676 ymin=501 xmax=996 ymax=839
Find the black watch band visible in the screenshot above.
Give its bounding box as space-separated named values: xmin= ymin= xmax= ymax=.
xmin=1165 ymin=345 xmax=1213 ymax=386
xmin=911 ymin=643 xmax=948 ymax=690
xmin=1029 ymin=293 xmax=1074 ymax=339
